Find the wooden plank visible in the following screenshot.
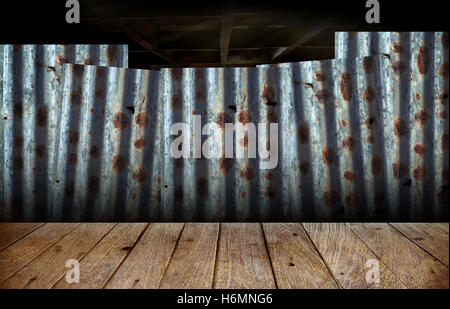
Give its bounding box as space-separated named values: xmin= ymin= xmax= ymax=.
xmin=262 ymin=223 xmax=338 ymax=289
xmin=271 ymin=23 xmax=330 ymax=62
xmin=390 ymin=223 xmax=449 ymax=267
xmin=0 ymin=223 xmax=43 ymax=251
xmin=220 ymin=13 xmax=234 ymax=64
xmin=0 ymin=223 xmax=115 ymax=289
xmin=214 ymin=223 xmax=276 ymax=289
xmin=347 ymin=223 xmax=449 ymax=289
xmin=52 ymin=223 xmax=148 ymax=289
xmin=158 ymin=223 xmax=219 ymax=289
xmin=0 ymin=223 xmax=78 ymax=283
xmin=105 ymin=223 xmax=184 ymax=289
xmin=303 ymin=223 xmax=406 ymax=289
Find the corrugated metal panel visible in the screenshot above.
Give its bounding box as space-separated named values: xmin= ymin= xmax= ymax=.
xmin=2 ymin=32 xmax=448 ymax=222
xmin=1 ymin=45 xmax=128 ymax=221
xmin=30 ymin=40 xmax=448 ymax=221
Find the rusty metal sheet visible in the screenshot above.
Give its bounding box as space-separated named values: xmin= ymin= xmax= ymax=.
xmin=1 ymin=45 xmax=128 ymax=221
xmin=335 ymin=32 xmax=448 ymax=60
xmin=2 ymin=36 xmax=448 ymax=221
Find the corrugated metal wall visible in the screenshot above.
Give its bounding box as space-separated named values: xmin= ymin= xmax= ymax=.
xmin=1 ymin=45 xmax=128 ymax=221
xmin=1 ymin=33 xmax=448 ymax=222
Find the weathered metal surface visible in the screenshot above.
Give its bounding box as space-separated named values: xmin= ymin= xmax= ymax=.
xmin=2 ymin=33 xmax=448 ymax=221
xmin=1 ymin=45 xmax=128 ymax=221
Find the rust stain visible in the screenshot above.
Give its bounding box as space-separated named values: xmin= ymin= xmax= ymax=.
xmin=134 ymin=138 xmax=146 ymax=149
xmin=440 ymin=62 xmax=449 ymax=79
xmin=340 ymin=72 xmax=352 ymax=101
xmin=413 ymin=166 xmax=426 ymax=181
xmin=106 ymin=45 xmax=119 ymax=65
xmin=113 ymin=155 xmax=126 ymax=173
xmin=394 ymin=118 xmax=407 ymax=137
xmin=113 ymin=112 xmax=131 ymax=130
xmin=133 ymin=168 xmax=147 ymax=184
xmin=216 ymin=112 xmax=233 ymax=130
xmin=342 ymin=137 xmax=357 ymax=152
xmin=170 ymin=91 xmax=184 ymax=110
xmin=135 ymin=112 xmax=149 ymax=128
xmin=195 ymin=89 xmax=205 ymax=101
xmin=344 ymin=171 xmax=355 ymax=182
xmin=364 ymin=115 xmax=377 ymax=130
xmin=89 ymin=145 xmax=100 ymax=158
xmin=240 ymin=166 xmax=254 ymax=181
xmin=174 ymin=158 xmax=184 ymax=169
xmin=371 ymin=157 xmax=382 ymax=176
xmin=414 ymin=110 xmax=428 ymax=127
xmin=131 ymin=193 xmax=137 ymax=200
xmin=366 ymin=135 xmax=375 ymax=144
xmin=299 ymin=161 xmax=309 ymax=174
xmin=13 ymin=156 xmax=24 ymax=170
xmin=219 ymin=157 xmax=232 ymax=174
xmin=238 ymin=110 xmax=252 ymax=125
xmin=264 ymin=187 xmax=276 ymax=199
xmin=36 ymin=106 xmax=48 ymax=127
xmin=322 ymin=146 xmax=335 ymax=165
xmin=393 ymin=162 xmax=408 ymax=179
xmin=439 ymin=92 xmax=448 ymax=105
xmin=84 ymin=58 xmax=94 ymax=65
xmin=313 ymin=71 xmax=327 ymax=82
xmin=345 ymin=193 xmax=358 ymax=208
xmin=392 ymin=61 xmax=407 ymax=75
xmin=68 ymin=153 xmax=78 ymax=165
xmin=439 ymin=110 xmax=447 ymax=120
xmin=363 ymin=86 xmax=376 ymax=104
xmin=298 ymin=123 xmax=309 ymax=144
xmin=68 ymin=131 xmax=80 ymax=145
xmin=323 ymin=190 xmax=339 ymax=207
xmin=315 ymin=89 xmax=331 ymax=104
xmin=417 ymin=46 xmax=429 ymax=74
xmin=35 ymin=145 xmax=45 ymax=158
xmin=442 ymin=132 xmax=449 ymax=151
xmin=267 ymin=110 xmax=278 ymax=123
xmin=170 ymin=68 xmax=183 ymax=82
xmin=415 ymin=93 xmax=421 ymax=100
xmin=70 ymin=64 xmax=85 ymax=79
xmin=69 ymin=88 xmax=82 ymax=106
xmin=413 ymin=144 xmax=425 ymax=156
xmin=241 ymin=191 xmax=247 ymax=199
xmin=155 ymin=175 xmax=161 ymax=185
xmin=362 ymin=57 xmax=374 ymax=74
xmin=262 ymin=84 xmax=276 ymax=102
xmin=13 ymin=101 xmax=23 ymax=119
xmin=264 ymin=172 xmax=273 ymax=181
xmin=341 ymin=120 xmax=347 ymax=127
xmin=56 ymin=54 xmax=69 ymax=66
xmin=391 ymin=42 xmax=404 ymax=53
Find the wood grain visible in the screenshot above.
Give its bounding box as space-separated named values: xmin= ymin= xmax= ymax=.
xmin=105 ymin=223 xmax=184 ymax=289
xmin=158 ymin=223 xmax=219 ymax=289
xmin=347 ymin=223 xmax=449 ymax=289
xmin=302 ymin=223 xmax=406 ymax=289
xmin=53 ymin=223 xmax=148 ymax=289
xmin=0 ymin=223 xmax=77 ymax=283
xmin=0 ymin=223 xmax=115 ymax=289
xmin=214 ymin=223 xmax=276 ymax=289
xmin=390 ymin=223 xmax=449 ymax=267
xmin=0 ymin=223 xmax=43 ymax=251
xmin=262 ymin=223 xmax=338 ymax=289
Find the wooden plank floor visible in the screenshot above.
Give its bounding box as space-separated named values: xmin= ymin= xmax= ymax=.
xmin=0 ymin=223 xmax=448 ymax=289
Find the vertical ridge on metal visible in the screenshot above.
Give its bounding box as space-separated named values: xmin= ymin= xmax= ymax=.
xmin=1 ymin=45 xmax=128 ymax=221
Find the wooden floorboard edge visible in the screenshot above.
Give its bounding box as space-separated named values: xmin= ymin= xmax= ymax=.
xmin=49 ymin=223 xmax=120 ymax=289
xmin=260 ymin=223 xmax=279 ymax=289
xmin=155 ymin=223 xmax=186 ymax=288
xmin=211 ymin=223 xmax=222 ymax=289
xmin=0 ymin=223 xmax=45 ymax=253
xmin=0 ymin=223 xmax=82 ymax=285
xmin=343 ymin=223 xmax=410 ymax=288
xmin=387 ymin=223 xmax=449 ymax=269
xmin=100 ymin=223 xmax=151 ymax=289
xmin=299 ymin=223 xmax=342 ymax=289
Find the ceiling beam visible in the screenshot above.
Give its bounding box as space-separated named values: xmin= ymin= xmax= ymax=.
xmin=271 ymin=22 xmax=331 ymax=62
xmin=83 ymin=4 xmax=177 ymax=64
xmin=220 ymin=13 xmax=234 ymax=65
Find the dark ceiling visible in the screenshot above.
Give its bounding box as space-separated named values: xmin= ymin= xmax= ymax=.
xmin=1 ymin=0 xmax=447 ymax=68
